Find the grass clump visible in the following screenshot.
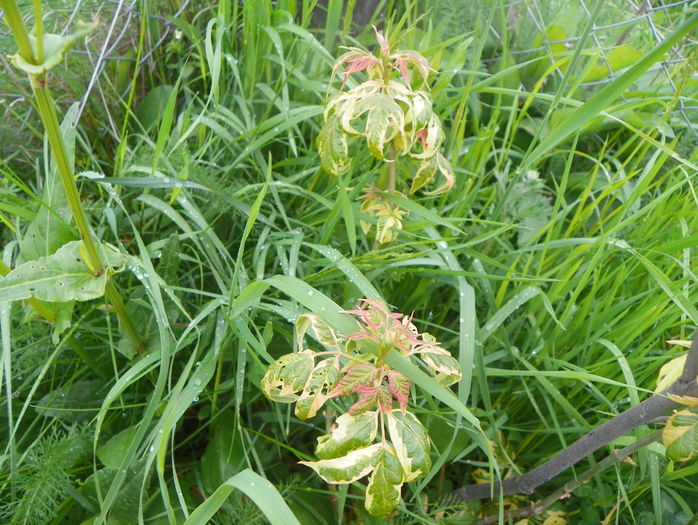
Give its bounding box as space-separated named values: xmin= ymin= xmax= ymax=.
xmin=0 ymin=1 xmax=697 ymax=524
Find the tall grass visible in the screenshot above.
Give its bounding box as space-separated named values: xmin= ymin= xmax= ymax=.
xmin=1 ymin=0 xmax=697 ymax=523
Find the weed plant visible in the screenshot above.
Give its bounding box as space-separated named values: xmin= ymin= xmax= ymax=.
xmin=1 ymin=1 xmax=697 ymax=524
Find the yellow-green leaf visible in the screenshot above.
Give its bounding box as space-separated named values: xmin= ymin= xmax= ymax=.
xmin=299 ymin=443 xmax=382 ymax=483
xmin=317 ymin=116 xmax=350 ymax=176
xmin=315 ymin=411 xmax=379 ymax=459
xmin=365 ymin=444 xmax=404 ymax=517
xmin=386 ymin=410 xmax=431 ymax=481
xmin=419 ymin=349 xmax=463 ymax=387
xmin=295 ymin=358 xmax=341 ymax=420
xmin=295 ymin=313 xmax=341 ymax=351
xmin=663 ymin=408 xmax=698 ymax=462
xmin=261 ymin=350 xmax=315 ymax=403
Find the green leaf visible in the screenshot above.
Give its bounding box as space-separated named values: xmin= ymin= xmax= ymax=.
xmin=296 ymin=313 xmax=341 ymax=351
xmin=316 ymin=411 xmax=379 ymax=459
xmin=261 ymin=350 xmax=315 ymax=403
xmin=184 ymin=469 xmax=301 ymax=525
xmin=0 ymin=241 xmax=126 ymax=303
xmin=365 ymin=444 xmax=404 ymax=517
xmin=10 ymin=20 xmax=98 ymax=77
xmin=97 ymin=426 xmax=139 ymax=469
xmin=299 ymin=443 xmax=382 ymax=483
xmin=582 ymin=44 xmax=644 ymax=83
xmin=295 ymin=358 xmax=341 ymax=420
xmin=317 ymin=116 xmax=350 ymax=175
xmin=386 ymin=410 xmax=431 ymax=481
xmin=663 ymin=408 xmax=698 ymax=462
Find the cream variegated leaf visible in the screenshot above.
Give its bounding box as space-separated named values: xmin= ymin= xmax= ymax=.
xmin=315 ymin=411 xmax=379 ymax=459
xmin=386 ymin=410 xmax=431 ymax=481
xmin=403 ymin=90 xmax=433 ymax=132
xmin=663 ymin=407 xmax=698 ymax=462
xmin=365 ymin=444 xmax=404 ymax=517
xmin=317 ymin=116 xmax=350 ymax=176
xmin=261 ymin=350 xmax=315 ymax=403
xmin=295 ymin=358 xmax=341 ymax=420
xmin=410 ymin=153 xmax=455 ymax=195
xmin=419 ymin=349 xmax=462 ymax=386
xmin=362 ymin=94 xmax=405 ymax=160
xmin=410 ymin=114 xmax=444 ymax=161
xmin=295 ymin=313 xmax=341 ymax=351
xmin=299 ymin=443 xmax=383 ymax=484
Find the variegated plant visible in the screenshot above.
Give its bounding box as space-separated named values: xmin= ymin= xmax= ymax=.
xmin=261 ymin=299 xmax=462 ymax=517
xmin=317 ymin=28 xmax=456 ymax=244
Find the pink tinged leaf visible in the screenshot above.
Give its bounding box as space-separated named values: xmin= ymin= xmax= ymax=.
xmin=373 ymin=26 xmax=390 ymax=56
xmin=377 ymin=385 xmax=393 ymax=414
xmin=329 ymin=363 xmax=379 ymax=398
xmin=387 ymin=371 xmax=411 ymax=414
xmin=396 ymin=59 xmax=410 ymax=86
xmin=348 ymin=392 xmax=379 ymax=416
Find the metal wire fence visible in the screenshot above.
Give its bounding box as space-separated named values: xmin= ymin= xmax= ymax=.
xmin=1 ymin=0 xmax=696 ymax=153
xmin=481 ymin=0 xmax=697 ymax=136
xmin=0 ymin=0 xmax=189 ymax=159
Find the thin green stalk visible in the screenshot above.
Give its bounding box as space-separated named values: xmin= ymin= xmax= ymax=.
xmin=1 ymin=0 xmax=143 ymax=351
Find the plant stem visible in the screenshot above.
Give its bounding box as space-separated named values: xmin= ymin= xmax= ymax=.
xmin=475 ymin=431 xmax=662 ymax=525
xmin=1 ymin=0 xmax=143 ymax=351
xmin=387 ymin=146 xmax=396 ymax=193
xmin=450 ymin=330 xmax=698 ymax=502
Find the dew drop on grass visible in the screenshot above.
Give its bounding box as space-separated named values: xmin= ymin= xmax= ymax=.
xmin=149 ymin=446 xmax=155 ymax=453
xmin=307 ymin=290 xmax=314 ymax=296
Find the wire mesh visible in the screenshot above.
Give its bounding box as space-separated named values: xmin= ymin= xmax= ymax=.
xmin=1 ymin=0 xmax=696 ymax=155
xmin=480 ymin=0 xmax=697 ymax=136
xmin=0 ymin=0 xmax=189 ymax=162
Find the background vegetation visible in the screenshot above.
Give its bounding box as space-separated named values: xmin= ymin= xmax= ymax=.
xmin=1 ymin=0 xmax=697 ymax=523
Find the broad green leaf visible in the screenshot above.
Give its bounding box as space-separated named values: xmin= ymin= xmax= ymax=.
xmin=299 ymin=443 xmax=382 ymax=483
xmin=386 ymin=410 xmax=431 ymax=481
xmin=0 ymin=241 xmax=126 ymax=303
xmin=296 ymin=313 xmax=341 ymax=351
xmin=97 ymin=426 xmax=139 ymax=469
xmin=365 ymin=444 xmax=404 ymax=517
xmin=10 ymin=20 xmax=98 ymax=77
xmin=663 ymin=408 xmax=698 ymax=462
xmin=329 ymin=363 xmax=379 ymax=398
xmin=316 ymin=411 xmax=379 ymax=459
xmin=419 ymin=350 xmax=463 ymax=387
xmin=295 ymin=358 xmax=341 ymax=420
xmin=261 ymin=350 xmax=315 ymax=402
xmin=582 ymin=44 xmax=644 ymax=83
xmin=317 ymin=116 xmax=350 ymax=175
